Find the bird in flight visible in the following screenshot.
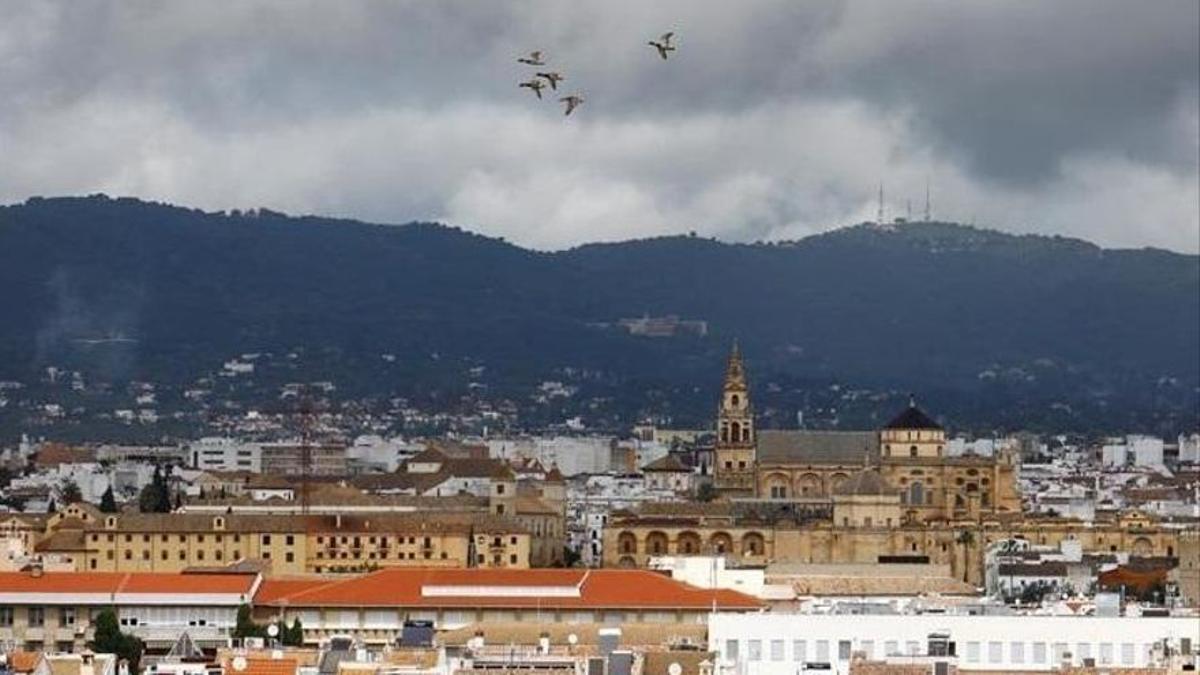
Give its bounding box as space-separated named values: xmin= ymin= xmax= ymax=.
xmin=559 ymin=93 xmax=584 ymax=116
xmin=648 ymin=31 xmax=676 ymax=60
xmin=517 ymin=50 xmax=546 ymax=66
xmin=519 ymin=78 xmax=547 ymax=99
xmin=536 ymin=71 xmax=565 ymax=90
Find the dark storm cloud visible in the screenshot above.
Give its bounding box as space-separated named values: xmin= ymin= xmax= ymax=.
xmin=0 ymin=1 xmax=1196 ymax=251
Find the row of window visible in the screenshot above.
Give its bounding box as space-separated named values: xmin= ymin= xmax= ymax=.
xmin=90 ymin=533 xmax=295 ymax=545
xmin=723 ymin=638 xmax=1154 ymax=667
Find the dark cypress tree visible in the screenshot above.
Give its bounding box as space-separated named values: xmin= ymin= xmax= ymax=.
xmin=100 ymin=486 xmax=118 ymax=513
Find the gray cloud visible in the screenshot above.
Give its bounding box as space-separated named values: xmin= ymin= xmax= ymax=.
xmin=1 ymin=0 xmax=1196 ymax=252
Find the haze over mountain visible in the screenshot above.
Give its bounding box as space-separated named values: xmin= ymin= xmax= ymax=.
xmin=1 ymin=195 xmax=1196 ymax=434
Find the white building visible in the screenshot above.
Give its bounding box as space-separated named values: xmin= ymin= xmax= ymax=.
xmin=1179 ymin=433 xmax=1200 ymax=465
xmin=188 ymin=437 xmax=261 ymax=473
xmin=1103 ymin=436 xmax=1166 ymax=469
xmin=487 ymin=436 xmax=612 ymax=476
xmin=708 ymin=612 xmax=1200 ymax=675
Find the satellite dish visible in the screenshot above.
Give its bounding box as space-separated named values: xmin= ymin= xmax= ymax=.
xmin=567 ymin=634 xmax=578 ymax=646
xmin=669 ymin=663 xmax=683 ymax=675
xmin=267 ymin=624 xmax=279 ymax=638
xmin=232 ymin=657 xmax=248 ymax=672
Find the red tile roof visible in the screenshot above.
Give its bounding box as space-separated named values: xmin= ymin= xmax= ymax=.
xmin=0 ymin=571 xmax=258 ymax=595
xmin=256 ymin=568 xmax=761 ymax=610
xmin=7 ymin=651 xmax=42 ymax=673
xmin=223 ymin=658 xmax=298 ymax=675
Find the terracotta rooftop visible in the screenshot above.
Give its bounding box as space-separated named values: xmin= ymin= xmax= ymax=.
xmin=222 ymin=657 xmax=298 ymax=675
xmin=256 ymin=568 xmax=762 ymax=610
xmin=7 ymin=651 xmax=42 ymax=673
xmin=0 ymin=570 xmax=258 ymax=596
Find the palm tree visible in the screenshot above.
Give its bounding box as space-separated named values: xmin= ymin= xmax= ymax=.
xmin=956 ymin=529 xmax=975 ymax=583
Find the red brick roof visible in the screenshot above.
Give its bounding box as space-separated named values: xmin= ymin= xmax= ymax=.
xmin=0 ymin=571 xmax=257 ymax=595
xmin=223 ymin=658 xmax=298 ymax=675
xmin=256 ymin=568 xmax=761 ymax=610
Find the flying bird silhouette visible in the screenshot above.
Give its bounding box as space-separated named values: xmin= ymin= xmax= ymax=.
xmin=648 ymin=32 xmax=676 ymax=60
xmin=535 ymin=71 xmax=565 ymax=90
xmin=517 ymin=50 xmax=546 ymax=66
xmin=559 ymin=94 xmax=584 ymax=116
xmin=518 ymin=78 xmax=547 ymax=99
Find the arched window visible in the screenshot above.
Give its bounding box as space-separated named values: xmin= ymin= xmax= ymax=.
xmin=731 ymin=394 xmax=739 ymax=407
xmin=909 ymin=446 xmax=918 ymax=457
xmin=909 ymin=481 xmax=925 ymax=506
xmin=731 ymin=421 xmax=741 ymax=442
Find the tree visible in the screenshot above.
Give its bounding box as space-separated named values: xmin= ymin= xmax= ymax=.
xmin=59 ymin=479 xmax=82 ymax=505
xmin=956 ymin=529 xmax=975 ymax=583
xmin=695 ymin=482 xmax=717 ymax=503
xmin=99 ymin=486 xmax=118 ymax=513
xmin=233 ymin=604 xmax=267 ymax=640
xmin=283 ymin=618 xmax=304 ymax=647
xmin=138 ymin=466 xmax=172 ymax=513
xmin=91 ymin=608 xmax=143 ymax=672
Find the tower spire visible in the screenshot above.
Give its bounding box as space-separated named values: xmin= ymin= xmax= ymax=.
xmin=724 ymin=340 xmax=747 ymax=391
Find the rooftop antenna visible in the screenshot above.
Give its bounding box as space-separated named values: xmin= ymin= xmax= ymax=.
xmin=876 ymin=182 xmax=884 ymax=224
xmin=924 ymin=176 xmax=932 ymax=222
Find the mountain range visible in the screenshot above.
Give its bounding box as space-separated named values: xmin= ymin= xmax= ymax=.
xmin=1 ymin=195 xmax=1196 ymax=435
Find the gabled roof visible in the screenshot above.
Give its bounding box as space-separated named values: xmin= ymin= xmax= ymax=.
xmin=883 ymin=402 xmax=942 ymax=430
xmin=255 ymin=568 xmax=762 ymax=611
xmin=833 ymin=469 xmax=898 ymax=497
xmin=642 ymin=454 xmax=689 ymax=473
xmin=757 ymin=430 xmax=879 ymax=465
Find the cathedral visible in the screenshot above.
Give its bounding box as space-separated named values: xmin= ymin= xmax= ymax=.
xmin=713 ymin=343 xmax=1022 ymax=521
xmin=603 ymin=344 xmax=1179 ymax=582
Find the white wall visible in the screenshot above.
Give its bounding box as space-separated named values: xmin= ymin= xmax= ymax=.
xmin=708 ymin=613 xmax=1200 ymax=675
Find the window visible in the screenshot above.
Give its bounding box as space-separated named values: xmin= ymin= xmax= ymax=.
xmin=285 ymin=552 xmax=294 ymax=563
xmin=839 ymin=641 xmax=852 ymax=660
xmin=885 ymin=641 xmax=899 ymax=657
xmin=815 ymin=640 xmax=830 ymax=662
xmin=1011 ymin=642 xmax=1024 ymax=664
xmin=509 ymin=554 xmax=517 ymax=564
xmin=1077 ymin=643 xmax=1091 ymax=661
xmin=907 ymin=641 xmax=920 ymax=656
xmin=860 ymin=641 xmax=874 ymax=660
xmin=793 ymin=640 xmax=806 ymax=662
xmin=0 ymin=607 xmax=12 ymax=627
xmin=725 ymin=640 xmax=739 ymax=661
xmin=1120 ymin=643 xmax=1135 ymax=665
xmin=966 ymin=642 xmax=981 ymax=663
xmin=747 ymin=640 xmax=762 ymax=662
xmin=910 ymin=446 xmax=918 ymax=457
xmin=60 ymin=607 xmax=75 ymax=626
xmin=496 ymin=484 xmax=505 ymax=495
xmin=770 ymin=640 xmax=785 ymax=662
xmin=1052 ymin=643 xmax=1068 ymax=663
xmin=1032 ymin=642 xmax=1047 ymax=664
xmin=1099 ymin=643 xmax=1114 ymax=665
xmin=28 ymin=606 xmax=45 ymax=627
xmin=770 ymin=485 xmax=786 ymax=499
xmin=142 ymin=550 xmax=149 ymax=560
xmin=262 ymin=535 xmax=271 ymax=545
xmin=286 ymin=535 xmax=294 ymax=546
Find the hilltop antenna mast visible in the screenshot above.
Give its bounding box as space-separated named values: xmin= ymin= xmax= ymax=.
xmin=876 ymin=182 xmax=885 ymax=224
xmin=924 ymin=176 xmax=932 ymax=222
xmin=298 ymin=389 xmax=315 ymax=517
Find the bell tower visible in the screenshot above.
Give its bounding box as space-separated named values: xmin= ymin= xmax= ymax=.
xmin=714 ymin=341 xmax=756 ymax=496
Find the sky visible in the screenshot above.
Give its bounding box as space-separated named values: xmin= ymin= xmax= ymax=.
xmin=1 ymin=1 xmax=1197 ymax=252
